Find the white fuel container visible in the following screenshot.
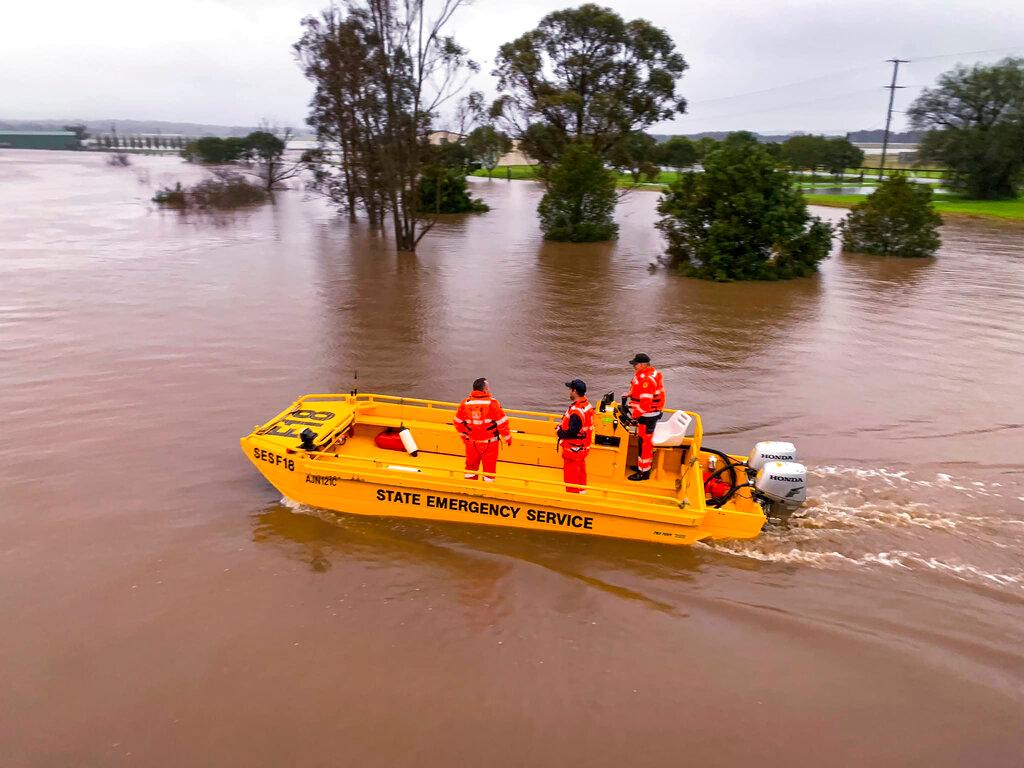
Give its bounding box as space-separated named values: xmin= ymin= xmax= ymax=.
xmin=398 ymin=427 xmax=419 ymax=457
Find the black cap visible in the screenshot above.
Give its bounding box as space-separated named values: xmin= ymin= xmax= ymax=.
xmin=629 ymin=353 xmax=651 ymax=365
xmin=564 ymin=378 xmax=587 ymax=395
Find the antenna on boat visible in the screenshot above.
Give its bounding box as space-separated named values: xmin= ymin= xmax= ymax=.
xmin=399 ymin=396 xmax=405 ymax=429
xmin=350 ymin=369 xmax=358 ymax=397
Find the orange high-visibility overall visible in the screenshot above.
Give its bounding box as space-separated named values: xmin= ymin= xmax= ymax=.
xmin=558 ymin=397 xmax=594 ymax=493
xmin=453 ymin=390 xmax=511 ymax=480
xmin=628 ymin=366 xmax=666 ymax=473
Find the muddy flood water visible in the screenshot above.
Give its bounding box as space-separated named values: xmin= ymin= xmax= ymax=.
xmin=1 ymin=150 xmax=1022 ymax=767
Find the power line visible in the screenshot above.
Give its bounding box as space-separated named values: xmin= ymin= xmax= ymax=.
xmin=688 ymin=65 xmax=876 ymax=106
xmin=911 ymin=44 xmax=1024 ymax=62
xmin=688 ymin=44 xmax=1023 ymax=109
xmin=690 ymin=88 xmax=878 ymax=122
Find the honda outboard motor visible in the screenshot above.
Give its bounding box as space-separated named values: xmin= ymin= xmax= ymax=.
xmin=747 ymin=441 xmax=797 ymax=471
xmin=753 ymin=460 xmax=807 ymax=515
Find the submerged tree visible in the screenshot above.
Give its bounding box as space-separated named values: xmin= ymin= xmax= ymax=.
xmin=538 ymin=143 xmax=618 ymax=242
xmin=417 ymin=168 xmax=489 ymax=213
xmin=841 ymin=176 xmax=942 ymax=258
xmin=295 ymin=0 xmax=477 ymax=251
xmin=657 ymin=138 xmax=833 ymax=280
xmin=244 ymin=128 xmax=302 ymax=191
xmin=909 ymin=58 xmax=1024 ymax=200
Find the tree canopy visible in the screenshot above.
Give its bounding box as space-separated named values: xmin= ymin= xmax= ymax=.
xmin=491 ymin=3 xmax=687 ymax=163
xmin=609 ymin=131 xmax=660 ymax=183
xmin=537 ymin=143 xmax=618 ymax=242
xmin=657 ymin=140 xmax=833 ymax=280
xmin=841 ymin=176 xmax=942 ymax=258
xmin=244 ymin=129 xmax=302 ymax=190
xmin=908 ymin=57 xmax=1024 ymax=199
xmin=183 ymin=136 xmax=249 ymax=163
xmin=464 ymin=126 xmax=512 ymax=176
xmin=655 ymin=136 xmax=698 ymax=173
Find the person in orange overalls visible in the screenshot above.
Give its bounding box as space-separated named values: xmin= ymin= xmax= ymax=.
xmin=626 ymin=353 xmax=666 ymax=481
xmin=453 ymin=378 xmax=511 ymax=481
xmin=556 ymin=379 xmax=594 ymax=493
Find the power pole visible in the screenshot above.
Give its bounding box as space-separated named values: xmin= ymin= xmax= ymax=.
xmin=879 ymin=58 xmax=909 ymax=180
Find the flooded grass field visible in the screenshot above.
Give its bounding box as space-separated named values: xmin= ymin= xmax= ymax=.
xmin=1 ymin=150 xmax=1022 ymax=767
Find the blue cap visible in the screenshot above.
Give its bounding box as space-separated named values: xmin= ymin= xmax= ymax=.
xmin=564 ymin=378 xmax=587 ymax=395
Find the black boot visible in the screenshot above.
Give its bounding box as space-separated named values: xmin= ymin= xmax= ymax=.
xmin=628 ymin=470 xmax=650 ymax=481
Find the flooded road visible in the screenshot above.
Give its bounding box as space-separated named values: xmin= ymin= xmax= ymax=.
xmin=1 ymin=150 xmax=1022 ymax=767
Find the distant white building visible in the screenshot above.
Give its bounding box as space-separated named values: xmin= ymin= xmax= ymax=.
xmin=428 ymin=130 xmax=464 ymax=145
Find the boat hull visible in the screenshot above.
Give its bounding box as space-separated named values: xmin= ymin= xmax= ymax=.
xmin=242 ymin=438 xmax=765 ymax=547
xmin=241 ymin=393 xmax=768 ymax=547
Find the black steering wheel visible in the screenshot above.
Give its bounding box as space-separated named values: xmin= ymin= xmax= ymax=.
xmin=702 ymin=450 xmax=745 ymax=508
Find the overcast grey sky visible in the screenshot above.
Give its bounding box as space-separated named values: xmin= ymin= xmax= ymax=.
xmin=2 ymin=0 xmax=1022 ymax=134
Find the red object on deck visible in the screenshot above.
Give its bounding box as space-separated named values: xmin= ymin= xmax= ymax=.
xmin=703 ymin=469 xmax=732 ymax=499
xmin=374 ymin=428 xmax=406 ymax=452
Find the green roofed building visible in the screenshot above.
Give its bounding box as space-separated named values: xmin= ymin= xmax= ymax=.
xmin=0 ymin=131 xmax=81 ymax=150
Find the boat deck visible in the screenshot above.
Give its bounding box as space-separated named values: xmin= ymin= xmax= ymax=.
xmin=316 ymin=428 xmax=684 ymax=495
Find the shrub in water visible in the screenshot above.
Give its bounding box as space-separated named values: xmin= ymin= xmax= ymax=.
xmin=417 ymin=169 xmax=490 ymax=213
xmin=538 ymin=144 xmax=618 ymax=242
xmin=188 ymin=172 xmax=268 ymax=209
xmin=152 ymin=182 xmax=187 ymax=208
xmin=657 ymin=136 xmax=833 ymax=280
xmin=841 ymin=175 xmax=942 ymax=258
xmin=152 ymin=173 xmax=268 ymax=210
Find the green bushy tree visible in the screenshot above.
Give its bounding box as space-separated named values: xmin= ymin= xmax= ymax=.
xmin=464 ymin=126 xmax=512 ymax=177
xmin=538 ymin=143 xmax=617 ymax=242
xmin=781 ymin=134 xmax=863 ymax=177
xmin=417 ymin=168 xmax=489 ymax=213
xmin=610 ymin=132 xmax=660 ymax=183
xmin=183 ymin=136 xmax=250 ymax=164
xmin=694 ymin=136 xmax=718 ymax=161
xmin=840 ymin=175 xmax=942 ymax=258
xmin=656 ymin=135 xmax=698 ymax=174
xmin=909 ymin=58 xmax=1024 ymax=199
xmin=657 ymin=139 xmax=833 ymax=280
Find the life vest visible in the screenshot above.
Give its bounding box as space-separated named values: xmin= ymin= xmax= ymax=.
xmin=560 ymin=397 xmax=594 ymax=455
xmin=628 ymin=366 xmax=666 ymax=419
xmin=454 ymin=390 xmax=510 ymax=443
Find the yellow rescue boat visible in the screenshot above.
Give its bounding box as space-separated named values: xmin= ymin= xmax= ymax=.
xmin=241 ymin=393 xmax=808 ymax=546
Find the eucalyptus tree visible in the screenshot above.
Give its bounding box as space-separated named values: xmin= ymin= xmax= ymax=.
xmin=295 ymin=0 xmax=477 ymax=251
xmin=491 ymin=3 xmax=687 ymax=241
xmin=492 ymin=4 xmax=687 ymax=164
xmin=909 ymin=57 xmax=1024 ymax=199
